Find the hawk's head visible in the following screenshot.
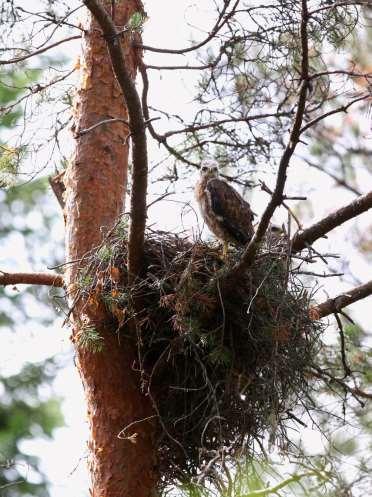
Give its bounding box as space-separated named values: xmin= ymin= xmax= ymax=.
xmin=200 ymin=162 xmax=219 ymax=180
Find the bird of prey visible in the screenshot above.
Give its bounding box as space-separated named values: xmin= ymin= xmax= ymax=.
xmin=195 ymin=163 xmax=254 ymax=256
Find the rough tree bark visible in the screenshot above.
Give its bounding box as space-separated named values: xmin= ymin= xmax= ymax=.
xmin=64 ymin=2 xmax=157 ymax=496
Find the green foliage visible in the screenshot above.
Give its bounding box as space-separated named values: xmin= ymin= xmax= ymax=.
xmin=78 ymin=273 xmax=94 ymax=289
xmin=175 ymin=458 xmax=332 ymax=497
xmin=0 ymin=67 xmax=41 ymax=187
xmin=127 ymin=11 xmax=148 ymax=32
xmin=208 ymin=345 xmax=232 ymax=367
xmin=0 ymin=59 xmax=64 ymax=494
xmin=0 ymin=145 xmax=27 ymax=188
xmin=0 ymin=68 xmax=42 ymax=128
xmin=0 ymin=361 xmax=64 ymax=497
xmin=97 ymin=244 xmax=114 ymax=263
xmin=114 ymin=217 xmax=129 ymax=239
xmin=77 ymin=325 xmax=104 ymax=353
xmin=101 ymin=290 xmax=128 ymax=310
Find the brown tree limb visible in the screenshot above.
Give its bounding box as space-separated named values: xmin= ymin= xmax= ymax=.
xmin=0 ymin=271 xmax=64 ymax=287
xmin=312 ymin=280 xmax=372 ymax=318
xmin=227 ymin=0 xmax=310 ymax=278
xmin=291 ymin=190 xmax=372 ymax=252
xmin=83 ymin=0 xmax=148 ymax=284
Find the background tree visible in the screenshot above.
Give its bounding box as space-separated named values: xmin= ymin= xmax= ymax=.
xmin=0 ymin=67 xmax=64 ymax=496
xmin=0 ymin=1 xmax=371 ymax=497
xmin=0 ymin=361 xmax=63 ymax=497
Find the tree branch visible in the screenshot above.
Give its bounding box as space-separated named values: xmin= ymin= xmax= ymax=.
xmin=49 ymin=171 xmax=66 ymax=209
xmin=311 ymin=280 xmax=372 ymax=318
xmin=300 ymin=93 xmax=370 ymax=135
xmin=309 ymin=1 xmax=371 ymax=16
xmin=0 ymin=271 xmax=64 ymax=288
xmin=311 ymin=366 xmax=372 ymax=403
xmin=302 ymin=157 xmax=361 ymax=196
xmin=227 ymin=0 xmax=310 ymax=278
xmin=83 ymin=0 xmax=148 ymax=284
xmin=135 ymin=0 xmax=239 ymax=55
xmin=291 ymin=190 xmax=372 ymax=252
xmin=161 ymin=112 xmax=294 ymax=139
xmin=75 ymin=117 xmax=129 ymax=137
xmin=0 ymin=35 xmax=81 ymax=65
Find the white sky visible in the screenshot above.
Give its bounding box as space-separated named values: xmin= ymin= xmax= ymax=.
xmin=1 ymin=1 xmax=372 ymax=496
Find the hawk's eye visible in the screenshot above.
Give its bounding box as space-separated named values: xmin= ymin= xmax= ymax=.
xmin=212 ymin=167 xmax=218 ymax=172
xmin=201 ymin=166 xmax=209 ymax=172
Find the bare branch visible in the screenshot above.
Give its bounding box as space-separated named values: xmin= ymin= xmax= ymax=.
xmin=300 ymin=93 xmax=370 ymax=135
xmin=82 ymin=0 xmax=148 ymax=284
xmin=75 ymin=116 xmax=158 ymax=137
xmin=302 ymin=157 xmax=362 ymax=196
xmin=312 ymin=280 xmax=372 ymax=318
xmin=309 ymin=1 xmax=371 ymax=16
xmin=291 ymin=190 xmax=372 ymax=252
xmin=228 ymin=0 xmax=310 ymax=276
xmin=136 ymin=0 xmax=240 ymax=55
xmin=0 ymin=35 xmax=81 ymax=65
xmin=145 ymin=63 xmax=213 ymax=71
xmin=162 ymin=112 xmax=294 ymax=139
xmin=75 ymin=117 xmax=129 ymax=137
xmin=309 ymin=69 xmax=372 ymax=81
xmin=260 ymin=181 xmax=303 ymax=229
xmin=312 ymin=366 xmax=372 ymax=403
xmin=0 ymin=67 xmax=76 ymax=116
xmin=15 ymin=5 xmax=84 ymax=33
xmin=0 ymin=271 xmax=64 ymax=288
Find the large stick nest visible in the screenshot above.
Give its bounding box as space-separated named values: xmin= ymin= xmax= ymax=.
xmin=79 ymin=222 xmax=324 ymax=484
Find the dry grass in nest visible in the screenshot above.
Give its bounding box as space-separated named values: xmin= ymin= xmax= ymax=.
xmin=78 ymin=221 xmax=325 ymax=485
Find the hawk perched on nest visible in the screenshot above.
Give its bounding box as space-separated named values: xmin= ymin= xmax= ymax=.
xmin=195 ymin=163 xmax=254 ymax=254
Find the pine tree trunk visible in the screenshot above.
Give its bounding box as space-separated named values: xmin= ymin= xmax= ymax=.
xmin=64 ymin=2 xmax=157 ymax=496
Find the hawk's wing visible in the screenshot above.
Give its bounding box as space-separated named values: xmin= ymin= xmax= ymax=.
xmin=205 ymin=178 xmax=254 ymax=245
